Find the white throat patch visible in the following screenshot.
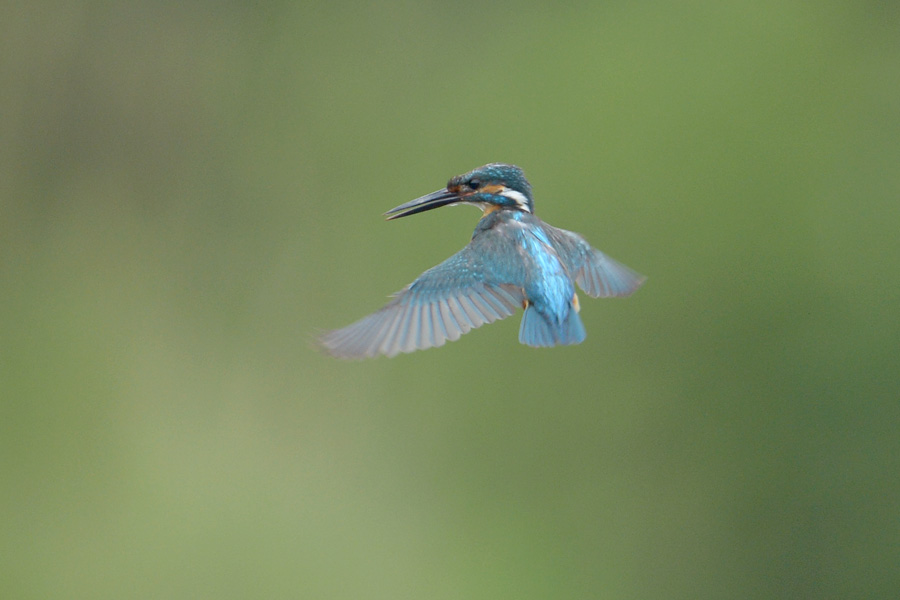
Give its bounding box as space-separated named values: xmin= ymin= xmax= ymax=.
xmin=499 ymin=188 xmax=532 ymax=212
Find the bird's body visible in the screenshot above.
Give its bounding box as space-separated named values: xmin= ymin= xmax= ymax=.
xmin=320 ymin=164 xmax=644 ymax=359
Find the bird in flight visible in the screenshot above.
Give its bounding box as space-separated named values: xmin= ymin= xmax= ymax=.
xmin=320 ymin=163 xmax=645 ymax=359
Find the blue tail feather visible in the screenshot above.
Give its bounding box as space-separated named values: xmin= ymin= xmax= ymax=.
xmin=564 ymin=309 xmax=587 ymax=345
xmin=518 ymin=305 xmax=586 ymax=347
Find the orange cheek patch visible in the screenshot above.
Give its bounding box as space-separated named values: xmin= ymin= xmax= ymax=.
xmin=481 ymin=184 xmax=505 ymax=195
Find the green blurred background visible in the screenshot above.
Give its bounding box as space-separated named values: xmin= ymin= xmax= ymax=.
xmin=3 ymin=1 xmax=899 ymax=598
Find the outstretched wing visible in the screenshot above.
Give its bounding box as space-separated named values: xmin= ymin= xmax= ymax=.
xmin=319 ymin=244 xmax=524 ymax=359
xmin=544 ymin=225 xmax=646 ymax=298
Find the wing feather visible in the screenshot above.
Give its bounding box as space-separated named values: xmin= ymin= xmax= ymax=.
xmin=405 ymin=303 xmax=422 ymax=354
xmin=578 ymin=248 xmax=645 ymax=297
xmin=319 ymin=243 xmax=525 ymax=359
xmin=458 ymin=293 xmax=486 ymax=327
xmin=418 ymin=303 xmax=433 ymax=350
xmin=447 ymin=296 xmax=472 ymax=332
xmin=438 ymin=298 xmax=461 ymax=342
xmin=543 ymin=224 xmax=646 ymax=298
xmin=478 ymin=286 xmax=510 ymax=318
xmin=376 ymin=309 xmax=402 ymax=356
xmin=468 ymin=287 xmax=500 ymax=321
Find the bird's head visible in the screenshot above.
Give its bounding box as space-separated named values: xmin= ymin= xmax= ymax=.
xmin=385 ymin=163 xmax=534 ymax=220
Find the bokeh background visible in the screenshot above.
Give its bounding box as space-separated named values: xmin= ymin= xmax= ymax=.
xmin=3 ymin=1 xmax=899 ymax=598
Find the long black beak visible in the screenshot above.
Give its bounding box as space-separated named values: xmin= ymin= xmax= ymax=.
xmin=384 ymin=188 xmax=463 ymax=220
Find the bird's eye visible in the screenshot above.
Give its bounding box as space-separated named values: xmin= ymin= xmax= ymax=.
xmin=469 ymin=179 xmax=481 ymax=190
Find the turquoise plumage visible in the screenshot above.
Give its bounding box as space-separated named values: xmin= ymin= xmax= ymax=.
xmin=320 ymin=164 xmax=644 ymax=359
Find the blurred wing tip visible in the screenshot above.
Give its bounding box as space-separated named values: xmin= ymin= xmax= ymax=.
xmin=315 ymin=329 xmax=362 ymax=360
xmin=579 ymin=249 xmax=648 ymax=298
xmin=620 ymin=273 xmax=647 ymax=296
xmin=316 ymin=319 xmax=458 ymax=360
xmin=317 ymin=281 xmax=523 ymax=360
xmin=315 ymin=325 xmax=384 ymax=360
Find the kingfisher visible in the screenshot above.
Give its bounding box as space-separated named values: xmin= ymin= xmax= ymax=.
xmin=319 ymin=163 xmax=645 ymax=359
